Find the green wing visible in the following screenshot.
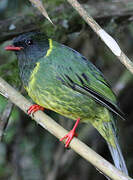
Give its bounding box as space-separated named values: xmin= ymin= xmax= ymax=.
xmin=51 ymin=42 xmax=124 ymax=119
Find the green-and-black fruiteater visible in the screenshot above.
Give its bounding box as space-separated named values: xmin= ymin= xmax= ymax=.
xmin=5 ymin=32 xmax=128 ymax=175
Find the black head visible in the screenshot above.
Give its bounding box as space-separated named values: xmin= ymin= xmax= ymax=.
xmin=5 ymin=32 xmax=49 ymax=86
xmin=5 ymin=31 xmax=49 ymax=62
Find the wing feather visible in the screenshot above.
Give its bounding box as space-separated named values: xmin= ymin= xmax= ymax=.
xmin=52 ymin=42 xmax=125 ymax=120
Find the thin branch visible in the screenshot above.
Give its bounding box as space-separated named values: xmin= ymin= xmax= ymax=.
xmin=29 ymin=0 xmax=54 ymax=25
xmin=67 ymin=0 xmax=133 ymax=74
xmin=85 ymin=0 xmax=133 ymax=20
xmin=0 ymin=100 xmax=13 ymax=141
xmin=0 ymin=15 xmax=41 ymax=42
xmin=0 ymin=77 xmax=132 ymax=180
xmin=46 ymin=144 xmax=64 ymax=180
xmin=113 ymin=70 xmax=133 ymax=94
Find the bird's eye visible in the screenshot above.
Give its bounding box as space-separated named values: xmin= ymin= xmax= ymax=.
xmin=25 ymin=39 xmax=33 ymax=46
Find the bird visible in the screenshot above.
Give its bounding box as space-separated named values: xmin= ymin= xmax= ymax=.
xmin=5 ymin=31 xmax=128 ymax=175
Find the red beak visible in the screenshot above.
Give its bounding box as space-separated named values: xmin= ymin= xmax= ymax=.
xmin=5 ymin=45 xmax=23 ymax=51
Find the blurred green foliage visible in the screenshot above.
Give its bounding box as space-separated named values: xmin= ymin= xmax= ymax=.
xmin=0 ymin=0 xmax=133 ymax=180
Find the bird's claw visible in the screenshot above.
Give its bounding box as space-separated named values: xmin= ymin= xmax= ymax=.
xmin=60 ymin=130 xmax=78 ymax=148
xmin=27 ymin=104 xmax=44 ymax=116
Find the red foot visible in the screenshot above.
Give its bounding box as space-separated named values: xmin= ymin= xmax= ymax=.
xmin=60 ymin=118 xmax=80 ymax=148
xmin=27 ymin=104 xmax=44 ymax=115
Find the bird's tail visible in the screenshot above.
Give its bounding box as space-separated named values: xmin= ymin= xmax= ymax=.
xmin=107 ymin=134 xmax=128 ymax=175
xmin=91 ymin=112 xmax=128 ymax=176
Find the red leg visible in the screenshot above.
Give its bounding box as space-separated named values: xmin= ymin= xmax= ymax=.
xmin=27 ymin=104 xmax=44 ymax=115
xmin=60 ymin=118 xmax=80 ymax=148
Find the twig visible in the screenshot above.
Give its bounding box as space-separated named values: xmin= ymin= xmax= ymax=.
xmin=113 ymin=70 xmax=133 ymax=94
xmin=47 ymin=144 xmax=64 ymax=180
xmin=67 ymin=0 xmax=133 ymax=74
xmin=0 ymin=77 xmax=132 ymax=180
xmin=29 ymin=0 xmax=54 ymax=25
xmin=0 ymin=100 xmax=13 ymax=141
xmin=85 ymin=0 xmax=133 ymax=20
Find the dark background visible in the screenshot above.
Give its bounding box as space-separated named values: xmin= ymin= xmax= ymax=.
xmin=0 ymin=0 xmax=133 ymax=180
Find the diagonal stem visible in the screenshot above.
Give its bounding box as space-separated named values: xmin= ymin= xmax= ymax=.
xmin=67 ymin=0 xmax=133 ymax=74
